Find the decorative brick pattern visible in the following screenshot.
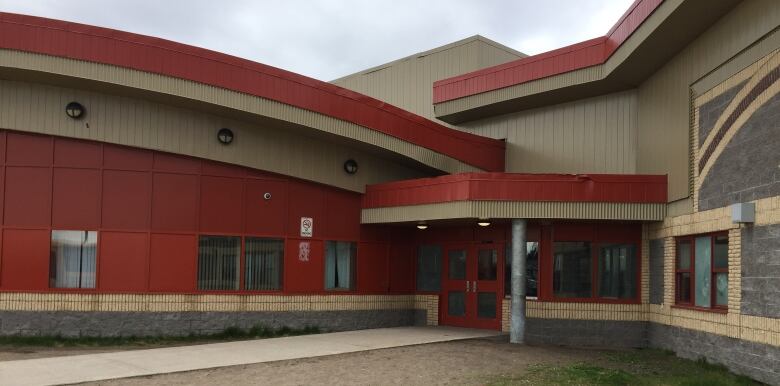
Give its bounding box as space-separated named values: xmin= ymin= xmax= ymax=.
xmin=698 ymin=81 xmax=747 ymax=146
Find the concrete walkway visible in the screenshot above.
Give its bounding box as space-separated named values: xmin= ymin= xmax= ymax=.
xmin=0 ymin=326 xmax=500 ymax=386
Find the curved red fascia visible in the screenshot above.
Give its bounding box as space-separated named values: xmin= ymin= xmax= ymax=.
xmin=362 ymin=173 xmax=667 ymax=208
xmin=0 ymin=13 xmax=505 ymax=172
xmin=432 ymin=0 xmax=663 ymax=103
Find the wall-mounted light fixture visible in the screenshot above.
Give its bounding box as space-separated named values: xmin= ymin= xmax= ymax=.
xmin=343 ymin=159 xmax=358 ymax=174
xmin=217 ymin=128 xmax=234 ymax=145
xmin=416 ymin=222 xmax=428 ymax=230
xmin=65 ymin=102 xmax=85 ymax=119
xmin=477 ymin=218 xmax=491 ymax=227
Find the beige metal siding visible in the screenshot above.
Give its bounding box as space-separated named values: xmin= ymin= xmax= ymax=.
xmin=460 ymin=90 xmax=638 ymax=174
xmin=0 ymin=49 xmax=480 ymax=178
xmin=0 ymin=79 xmax=429 ymax=192
xmin=361 ymin=201 xmax=666 ymax=223
xmin=636 ymin=0 xmax=780 ymax=201
xmin=331 ymin=36 xmax=524 ymax=126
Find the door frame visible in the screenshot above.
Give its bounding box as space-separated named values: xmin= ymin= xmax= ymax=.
xmin=440 ymin=242 xmax=504 ymax=330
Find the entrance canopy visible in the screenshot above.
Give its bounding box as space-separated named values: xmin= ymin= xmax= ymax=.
xmin=361 ymin=173 xmax=667 ymax=223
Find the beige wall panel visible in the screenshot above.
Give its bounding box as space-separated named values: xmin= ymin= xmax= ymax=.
xmin=460 ymin=90 xmax=638 ymax=174
xmin=332 ymin=37 xmax=523 ymax=126
xmin=0 ymin=50 xmax=479 ymax=177
xmin=636 ymin=0 xmax=780 ymax=201
xmin=0 ymin=79 xmax=428 ymax=191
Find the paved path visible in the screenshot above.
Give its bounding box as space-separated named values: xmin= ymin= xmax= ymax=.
xmin=0 ymin=326 xmax=500 ymax=386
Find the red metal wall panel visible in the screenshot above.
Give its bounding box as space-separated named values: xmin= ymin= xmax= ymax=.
xmin=53 ymin=138 xmax=102 ymax=168
xmin=4 ymin=167 xmax=51 ymax=227
xmin=151 ymin=173 xmax=200 ymax=232
xmin=103 ymin=145 xmax=153 ymax=171
xmin=244 ymin=179 xmax=288 ymax=236
xmin=0 ymin=12 xmax=506 ymax=172
xmin=52 ymin=168 xmax=101 ymax=229
xmin=286 ymin=181 xmax=325 ymax=238
xmin=284 ymin=238 xmax=324 ymax=293
xmin=357 ymin=242 xmax=389 ymax=293
xmin=363 ymin=173 xmax=667 ymax=208
xmin=322 ymin=189 xmax=361 ymax=241
xmin=199 ymin=176 xmax=244 ymax=234
xmin=148 ymin=233 xmax=197 ymax=292
xmin=101 ymin=170 xmax=152 ymax=230
xmin=98 ymin=231 xmax=149 ymax=292
xmin=1 ymin=229 xmax=49 ymax=290
xmin=6 ymin=132 xmax=52 ymax=166
xmin=388 ymin=244 xmax=414 ymax=293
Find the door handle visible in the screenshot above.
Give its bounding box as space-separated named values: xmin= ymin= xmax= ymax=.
xmin=473 ymin=281 xmax=478 ymax=292
xmin=466 ymin=280 xmax=470 ymax=292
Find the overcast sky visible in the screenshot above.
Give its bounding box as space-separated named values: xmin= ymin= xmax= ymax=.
xmin=0 ymin=0 xmax=634 ymax=81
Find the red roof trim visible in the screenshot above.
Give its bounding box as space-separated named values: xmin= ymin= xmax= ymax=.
xmin=362 ymin=173 xmax=668 ymax=208
xmin=0 ymin=12 xmax=505 ymax=172
xmin=432 ymin=0 xmax=663 ymax=103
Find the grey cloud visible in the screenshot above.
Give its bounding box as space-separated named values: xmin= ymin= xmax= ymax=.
xmin=0 ymin=0 xmax=633 ymax=80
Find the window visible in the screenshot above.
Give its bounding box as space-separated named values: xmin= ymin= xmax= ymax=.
xmin=553 ymin=242 xmax=592 ymax=298
xmin=504 ymin=242 xmax=539 ymax=297
xmin=198 ymin=236 xmax=240 ymax=290
xmin=50 ymin=230 xmax=97 ymax=288
xmin=417 ymin=244 xmax=442 ymax=292
xmin=245 ymin=238 xmax=284 ymax=291
xmin=325 ymin=241 xmax=356 ymax=290
xmin=676 ymin=233 xmax=728 ymax=309
xmin=598 ymin=244 xmax=637 ymax=299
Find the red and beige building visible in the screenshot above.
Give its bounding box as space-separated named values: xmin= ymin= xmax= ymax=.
xmin=0 ymin=0 xmax=778 ymax=383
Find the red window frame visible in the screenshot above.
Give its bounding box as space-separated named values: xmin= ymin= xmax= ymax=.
xmin=674 ymin=232 xmax=728 ymax=311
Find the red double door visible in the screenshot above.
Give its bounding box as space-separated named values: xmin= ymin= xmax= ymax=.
xmin=441 ymin=243 xmax=503 ymax=330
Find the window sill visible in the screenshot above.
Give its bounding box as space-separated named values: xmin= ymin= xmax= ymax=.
xmin=671 ymin=304 xmax=728 ymax=314
xmin=545 ymin=297 xmax=641 ymax=305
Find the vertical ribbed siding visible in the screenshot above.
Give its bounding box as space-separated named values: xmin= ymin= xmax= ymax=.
xmin=332 ymin=37 xmax=524 ymax=126
xmin=360 ymin=201 xmax=666 ymax=223
xmin=461 ymin=90 xmax=638 ymax=174
xmin=0 ymin=51 xmax=480 ymax=188
xmin=0 ymin=76 xmax=440 ymax=193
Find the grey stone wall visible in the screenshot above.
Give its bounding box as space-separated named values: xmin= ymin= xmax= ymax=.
xmin=648 ymin=323 xmax=780 ymax=385
xmin=698 ymin=91 xmax=780 ymax=211
xmin=741 ymin=224 xmax=780 ymax=318
xmin=0 ymin=309 xmax=421 ymax=337
xmin=698 ymin=81 xmax=746 ymax=146
xmin=525 ymin=318 xmax=647 ymax=348
xmin=649 ymin=238 xmax=665 ymax=305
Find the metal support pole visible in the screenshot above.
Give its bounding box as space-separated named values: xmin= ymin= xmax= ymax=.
xmin=510 ymin=218 xmax=527 ymax=344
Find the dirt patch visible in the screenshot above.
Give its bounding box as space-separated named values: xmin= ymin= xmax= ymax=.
xmin=83 ymin=336 xmax=615 ymax=386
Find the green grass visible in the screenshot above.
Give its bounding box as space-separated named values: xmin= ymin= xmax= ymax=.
xmin=0 ymin=325 xmax=321 ymax=348
xmin=487 ymin=348 xmax=759 ymax=386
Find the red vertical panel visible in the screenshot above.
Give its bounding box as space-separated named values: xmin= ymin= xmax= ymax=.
xmin=148 ymin=233 xmax=197 ymax=292
xmin=244 ymin=179 xmax=287 ymax=236
xmin=103 ymin=145 xmax=153 ymax=171
xmin=0 ymin=130 xmax=7 ymax=163
xmin=52 ymin=168 xmax=101 ymax=229
xmin=388 ymin=243 xmax=414 ymax=293
xmin=53 ymin=138 xmax=101 ymax=168
xmin=286 ymin=181 xmax=325 ymax=238
xmin=1 ymin=229 xmax=49 ymax=290
xmin=102 ymin=170 xmax=151 ymax=230
xmin=151 ymin=173 xmax=199 ymax=232
xmin=357 ymin=243 xmax=388 ymax=293
xmin=284 ymin=238 xmax=323 ymax=293
xmin=99 ymin=231 xmax=149 ymax=291
xmin=322 ymin=189 xmax=361 ymax=240
xmin=199 ymin=176 xmax=243 ymax=234
xmin=153 ymin=153 xmax=201 ymax=174
xmin=6 ymin=132 xmax=53 ymax=166
xmin=4 ymin=167 xmax=51 ymax=227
